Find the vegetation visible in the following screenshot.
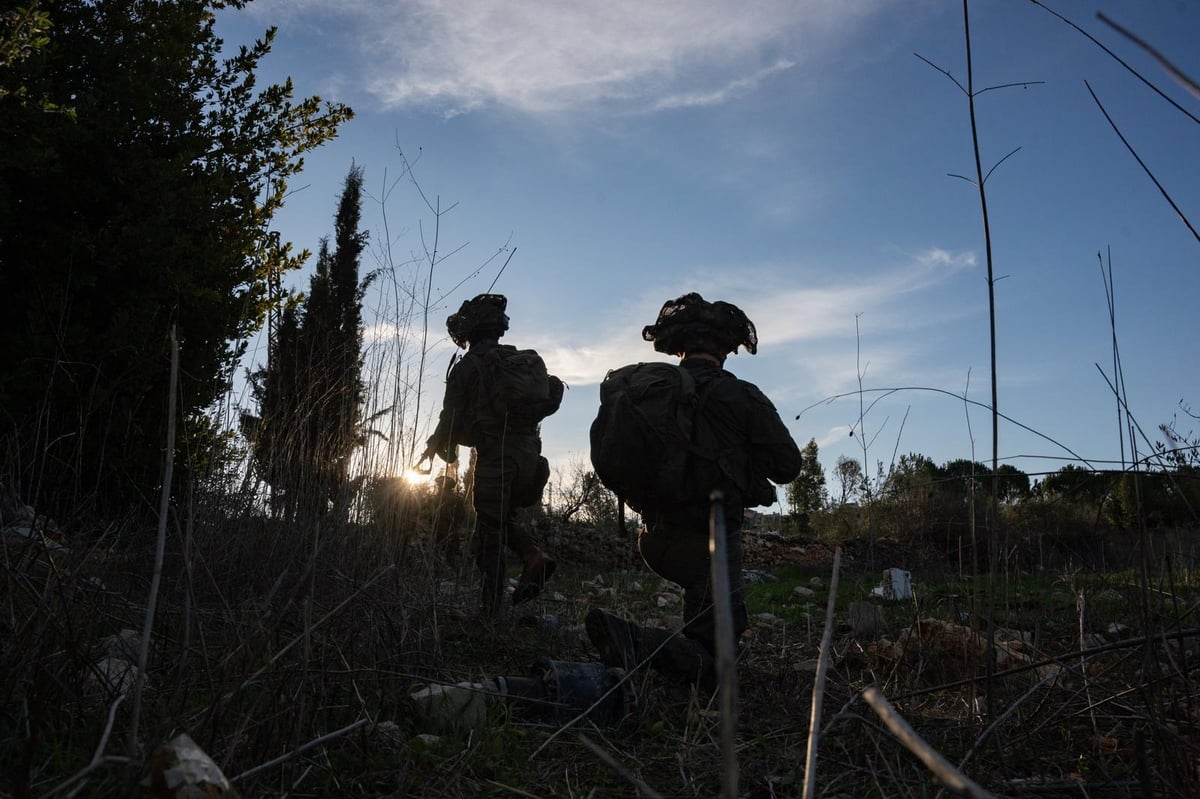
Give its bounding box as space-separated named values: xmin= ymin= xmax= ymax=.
xmin=786 ymin=438 xmax=826 ymax=533
xmin=1 ymin=1 xmax=1198 ymax=797
xmin=0 ymin=0 xmax=352 ymax=521
xmin=242 ymin=165 xmax=371 ymax=523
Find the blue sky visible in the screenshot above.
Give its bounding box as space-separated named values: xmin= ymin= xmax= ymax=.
xmin=217 ymin=1 xmax=1199 ymax=493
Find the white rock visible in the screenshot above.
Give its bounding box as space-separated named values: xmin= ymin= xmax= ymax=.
xmin=95 ymin=629 xmax=141 ymax=661
xmin=83 ymin=657 xmax=142 ymax=700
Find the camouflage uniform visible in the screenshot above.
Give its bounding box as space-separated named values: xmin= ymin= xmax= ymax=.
xmin=639 ymin=356 xmax=802 ymax=652
xmin=587 ymin=292 xmax=801 ymax=689
xmin=426 ymin=339 xmax=560 ymax=615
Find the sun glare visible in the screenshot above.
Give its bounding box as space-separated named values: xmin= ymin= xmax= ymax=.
xmin=402 ymin=467 xmax=434 ymax=487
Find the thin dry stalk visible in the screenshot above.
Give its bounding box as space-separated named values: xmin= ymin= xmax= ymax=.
xmin=576 ymin=733 xmax=665 ymax=799
xmin=954 ymin=669 xmax=1058 ymax=777
xmin=802 ymin=545 xmax=842 ymax=799
xmin=38 ymin=692 xmax=130 ymax=799
xmin=708 ymin=491 xmax=739 ymax=799
xmin=1027 ymin=0 xmax=1200 ymax=125
xmin=1098 ymin=12 xmax=1200 ymax=99
xmin=230 ymin=717 xmax=369 ymax=784
xmin=1078 ymin=589 xmax=1101 ymax=740
xmin=218 ymin=564 xmax=395 ymax=707
xmin=862 ymin=686 xmax=994 ymax=798
xmin=128 ymin=324 xmax=179 ymax=757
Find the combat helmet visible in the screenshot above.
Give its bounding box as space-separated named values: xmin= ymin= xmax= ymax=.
xmin=642 ymin=292 xmax=757 ymax=356
xmin=446 ymin=293 xmax=510 ymax=348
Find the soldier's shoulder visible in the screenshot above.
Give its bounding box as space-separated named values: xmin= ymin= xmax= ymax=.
xmin=732 ymin=377 xmax=780 ymax=409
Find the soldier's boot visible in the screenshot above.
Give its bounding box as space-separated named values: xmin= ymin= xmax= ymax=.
xmin=585 ymin=608 xmax=640 ymax=671
xmin=585 ymin=609 xmax=716 ymax=690
xmin=513 ymin=549 xmax=556 ymax=606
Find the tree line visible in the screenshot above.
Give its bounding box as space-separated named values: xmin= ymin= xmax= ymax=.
xmin=783 ymin=438 xmax=1200 ymax=545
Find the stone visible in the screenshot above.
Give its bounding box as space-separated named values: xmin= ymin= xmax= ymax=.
xmin=94 ymin=629 xmax=141 ymax=661
xmin=83 ymin=656 xmax=142 ymax=701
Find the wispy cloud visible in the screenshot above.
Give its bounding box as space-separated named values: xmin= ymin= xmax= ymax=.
xmin=247 ymin=0 xmax=891 ymax=115
xmin=652 ymin=59 xmax=798 ymax=111
xmin=531 ymin=246 xmax=976 ymax=387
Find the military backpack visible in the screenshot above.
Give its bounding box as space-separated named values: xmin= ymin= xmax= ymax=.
xmin=589 ymin=362 xmax=714 ymax=514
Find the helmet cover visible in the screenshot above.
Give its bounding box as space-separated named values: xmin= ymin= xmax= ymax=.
xmin=446 ymin=293 xmax=510 ymax=348
xmin=642 ymin=292 xmax=758 ymax=356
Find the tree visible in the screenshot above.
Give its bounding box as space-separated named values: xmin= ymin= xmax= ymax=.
xmin=1038 ymin=464 xmax=1110 ymax=504
xmin=834 ymin=455 xmax=864 ymax=507
xmin=244 ymin=165 xmax=369 ymax=520
xmin=0 ymin=2 xmax=53 ymax=105
xmin=992 ymin=463 xmax=1031 ymax=503
xmin=552 ymin=457 xmax=609 ymax=525
xmin=880 ymin=452 xmax=941 ymax=536
xmin=0 ymin=0 xmax=351 ymax=517
xmin=786 ymin=438 xmax=826 ymax=531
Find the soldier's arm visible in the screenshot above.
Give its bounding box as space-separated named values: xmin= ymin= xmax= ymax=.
xmin=743 ymin=384 xmax=803 ymax=484
xmin=425 ymin=359 xmax=476 ymax=462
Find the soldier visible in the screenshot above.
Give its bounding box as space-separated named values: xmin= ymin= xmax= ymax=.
xmin=587 ymin=292 xmax=802 ymax=687
xmin=422 ymin=294 xmax=563 ymax=618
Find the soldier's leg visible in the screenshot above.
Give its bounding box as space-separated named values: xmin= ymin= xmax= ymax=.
xmin=639 ymin=526 xmax=747 ymax=653
xmin=507 ymin=447 xmax=556 ymax=605
xmin=472 ymin=456 xmax=510 ymax=616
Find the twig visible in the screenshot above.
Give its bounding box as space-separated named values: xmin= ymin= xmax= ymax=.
xmin=1079 ymin=589 xmax=1101 ymax=741
xmin=1084 ymin=80 xmax=1199 ymax=244
xmin=862 ymin=686 xmax=995 ymax=798
xmin=955 ymin=669 xmax=1057 ymax=774
xmin=230 ymin=717 xmax=369 ymax=783
xmin=221 ymin=564 xmax=395 ymax=703
xmin=896 ymin=626 xmax=1200 ymax=699
xmin=802 ymin=546 xmax=842 ymax=799
xmin=128 ymin=324 xmax=179 ymax=757
xmin=708 ymin=492 xmax=738 ymax=799
xmin=576 ymin=733 xmax=665 ymax=799
xmin=1096 ymin=13 xmax=1200 ymax=101
xmin=1026 ymin=0 xmax=1200 ymax=125
xmin=38 ymin=693 xmax=130 ymax=798
xmin=794 ymin=385 xmax=1093 ymax=469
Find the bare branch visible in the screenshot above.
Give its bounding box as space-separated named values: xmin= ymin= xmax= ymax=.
xmin=577 ymin=733 xmax=666 ymax=799
xmin=1085 ymin=80 xmax=1200 ymax=244
xmin=974 ymin=80 xmax=1044 ymax=97
xmin=231 ymin=718 xmax=370 ymax=783
xmin=982 ymin=146 xmax=1021 ymax=185
xmin=802 ymin=547 xmax=842 ymax=799
xmin=1027 ymin=0 xmax=1200 ymax=126
xmin=914 ymin=52 xmax=967 ymax=95
xmin=794 ymin=385 xmax=1095 ymax=469
xmin=1097 ymin=12 xmax=1200 ymax=101
xmin=862 ymin=686 xmax=996 ymax=798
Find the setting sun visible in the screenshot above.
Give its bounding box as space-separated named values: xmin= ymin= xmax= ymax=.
xmin=402 ymin=467 xmax=434 ymax=487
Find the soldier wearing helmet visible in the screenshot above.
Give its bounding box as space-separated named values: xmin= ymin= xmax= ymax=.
xmin=423 ymin=294 xmax=563 ymax=618
xmin=587 ymin=292 xmax=801 ymax=687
